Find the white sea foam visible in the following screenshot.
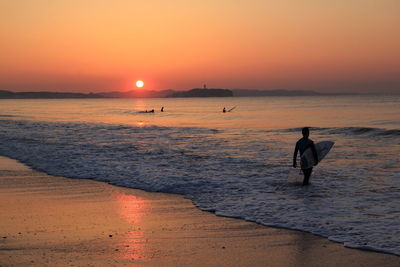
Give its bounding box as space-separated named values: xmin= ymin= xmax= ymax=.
xmin=0 ymin=118 xmax=399 ymax=255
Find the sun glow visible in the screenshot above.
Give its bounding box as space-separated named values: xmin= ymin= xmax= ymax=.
xmin=136 ymin=80 xmax=144 ymax=88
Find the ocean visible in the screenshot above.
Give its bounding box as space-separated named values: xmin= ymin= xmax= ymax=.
xmin=0 ymin=95 xmax=399 ymax=255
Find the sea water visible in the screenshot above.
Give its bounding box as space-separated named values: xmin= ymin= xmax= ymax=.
xmin=0 ymin=95 xmax=399 ymax=255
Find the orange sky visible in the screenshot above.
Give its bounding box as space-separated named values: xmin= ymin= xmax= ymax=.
xmin=0 ymin=0 xmax=399 ymax=93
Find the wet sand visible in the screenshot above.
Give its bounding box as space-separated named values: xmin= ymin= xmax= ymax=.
xmin=0 ymin=156 xmax=399 ymax=266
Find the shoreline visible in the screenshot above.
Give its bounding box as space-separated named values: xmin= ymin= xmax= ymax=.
xmin=1 ymin=156 xmax=399 ymax=266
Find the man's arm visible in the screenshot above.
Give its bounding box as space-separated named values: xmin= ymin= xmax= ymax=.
xmin=293 ymin=143 xmax=299 ymax=168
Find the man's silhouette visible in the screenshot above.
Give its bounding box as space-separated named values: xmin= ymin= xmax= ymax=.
xmin=293 ymin=127 xmax=318 ymax=185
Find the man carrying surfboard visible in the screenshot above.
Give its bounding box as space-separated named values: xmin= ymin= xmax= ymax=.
xmin=293 ymin=127 xmax=318 ymax=185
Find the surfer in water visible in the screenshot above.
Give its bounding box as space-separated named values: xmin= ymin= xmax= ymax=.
xmin=293 ymin=127 xmax=318 ymax=185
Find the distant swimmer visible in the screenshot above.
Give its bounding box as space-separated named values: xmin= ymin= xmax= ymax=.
xmin=223 ymin=106 xmax=236 ymax=113
xmin=161 ymin=107 xmax=164 ymax=112
xmin=139 ymin=109 xmax=155 ymax=113
xmin=293 ymin=127 xmax=318 ymax=185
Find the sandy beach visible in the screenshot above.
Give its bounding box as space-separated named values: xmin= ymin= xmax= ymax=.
xmin=0 ymin=156 xmax=398 ymax=266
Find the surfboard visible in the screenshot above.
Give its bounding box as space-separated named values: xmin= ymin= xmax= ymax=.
xmin=300 ymin=141 xmax=334 ymax=169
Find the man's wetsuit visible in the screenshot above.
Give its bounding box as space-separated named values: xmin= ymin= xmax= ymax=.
xmin=294 ymin=137 xmax=318 ymax=185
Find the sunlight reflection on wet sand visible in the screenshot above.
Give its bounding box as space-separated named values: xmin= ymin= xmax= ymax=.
xmin=114 ymin=192 xmax=149 ymax=260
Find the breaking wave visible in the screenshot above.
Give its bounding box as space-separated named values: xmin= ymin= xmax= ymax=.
xmin=283 ymin=127 xmax=400 ymax=138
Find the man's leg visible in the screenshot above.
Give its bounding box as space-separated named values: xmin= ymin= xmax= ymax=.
xmin=302 ymin=168 xmax=313 ymax=185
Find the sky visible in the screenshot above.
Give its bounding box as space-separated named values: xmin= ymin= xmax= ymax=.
xmin=0 ymin=0 xmax=399 ymax=93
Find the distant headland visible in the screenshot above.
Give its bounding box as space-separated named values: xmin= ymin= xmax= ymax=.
xmin=168 ymin=88 xmax=233 ymax=97
xmin=0 ymin=90 xmax=101 ymax=99
xmin=0 ymin=88 xmax=354 ymax=99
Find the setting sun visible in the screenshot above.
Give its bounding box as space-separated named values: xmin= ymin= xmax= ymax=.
xmin=136 ymin=80 xmax=144 ymax=88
